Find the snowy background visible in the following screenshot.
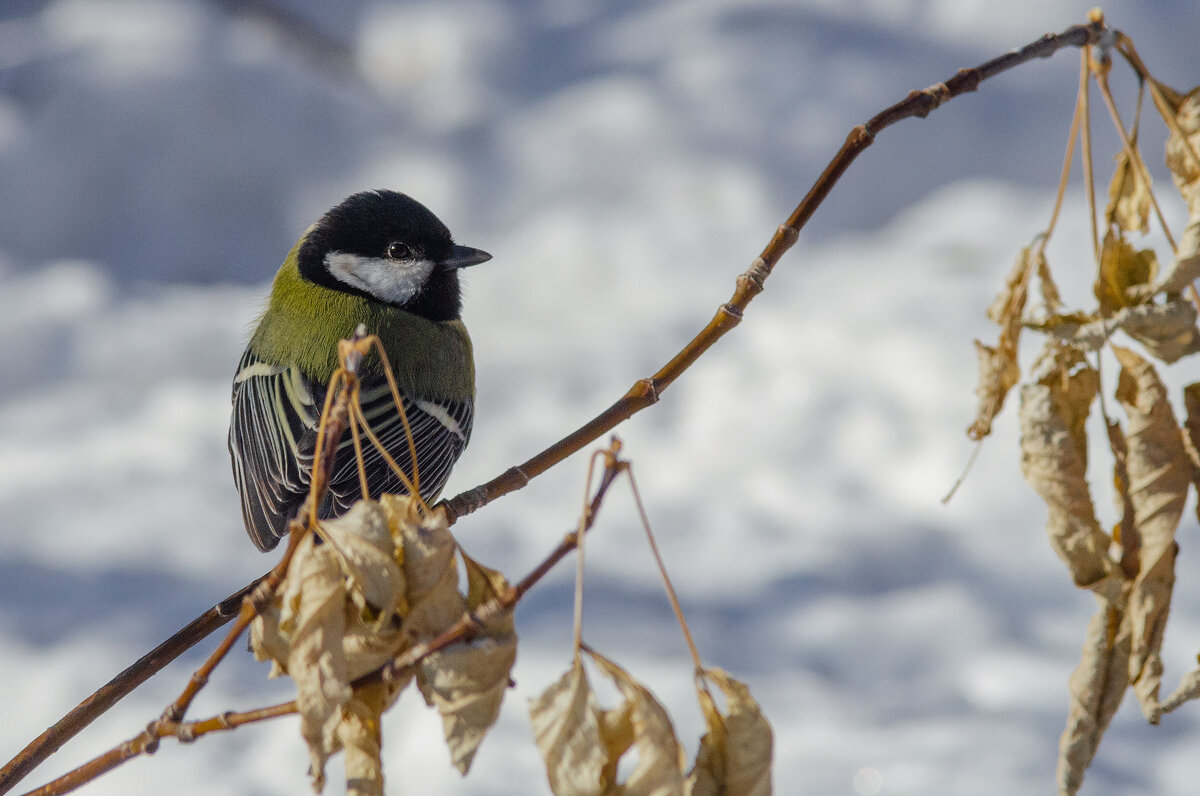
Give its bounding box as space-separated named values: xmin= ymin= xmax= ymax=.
xmin=2 ymin=1 xmax=1200 ymax=794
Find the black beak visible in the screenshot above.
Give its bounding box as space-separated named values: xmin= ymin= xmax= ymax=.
xmin=443 ymin=245 xmax=492 ymax=269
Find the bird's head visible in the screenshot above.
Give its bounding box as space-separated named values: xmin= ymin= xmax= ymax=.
xmin=297 ymin=190 xmax=491 ymax=321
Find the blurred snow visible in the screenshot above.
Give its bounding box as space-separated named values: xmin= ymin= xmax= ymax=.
xmin=2 ymin=1 xmax=1200 ymax=794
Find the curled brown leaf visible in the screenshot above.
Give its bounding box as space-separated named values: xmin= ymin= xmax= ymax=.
xmin=382 ymin=496 xmax=462 ymax=642
xmin=687 ymin=668 xmax=773 ymax=796
xmin=250 ymin=501 xmax=407 ymax=791
xmin=1038 ymin=299 xmax=1200 ymax=364
xmin=1118 ymin=297 xmax=1200 ymax=363
xmin=417 ymin=553 xmax=518 ymax=774
xmin=1112 ymin=346 xmax=1190 ymax=720
xmin=1036 ymin=251 xmax=1065 ymax=316
xmin=969 ymin=340 xmax=1022 ymax=439
xmin=969 ymin=246 xmax=1039 ymax=440
xmin=590 ymin=649 xmax=687 ymax=794
xmin=1018 ymin=342 xmax=1121 ymax=599
xmin=1057 ymin=603 xmax=1131 ymax=796
xmin=1163 ymin=85 xmax=1200 ymax=210
xmin=339 ymin=683 xmax=388 ymax=796
xmin=1181 ymin=383 xmax=1200 ymax=474
xmin=1143 ymin=212 xmax=1200 ymax=296
xmin=1095 ymin=231 xmax=1158 ymax=314
xmin=251 ymin=496 xmax=518 ymax=791
xmin=529 ymin=658 xmax=609 ymax=795
xmin=1106 ymin=138 xmax=1152 ymax=235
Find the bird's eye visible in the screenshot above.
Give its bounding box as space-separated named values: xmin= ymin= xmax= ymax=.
xmin=386 ymin=242 xmax=411 ymax=260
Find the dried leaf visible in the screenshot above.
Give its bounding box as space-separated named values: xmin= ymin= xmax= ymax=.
xmin=1036 ymin=251 xmax=1065 ymax=316
xmin=529 ymin=658 xmax=610 ymax=795
xmin=1112 ymin=347 xmax=1191 ymax=554
xmin=1181 ymin=383 xmax=1200 ymax=475
xmin=969 ymin=246 xmax=1042 ymax=440
xmin=251 ymin=502 xmax=410 ymax=791
xmin=1104 ymin=420 xmax=1138 ymax=580
xmin=320 ymin=498 xmax=405 ymax=631
xmin=986 ymin=246 xmax=1036 ymax=330
xmin=463 ymin=552 xmax=517 ymax=635
xmin=531 ymin=652 xmax=693 ymax=796
xmin=1163 ymin=85 xmax=1200 ymax=210
xmin=382 ymin=496 xmax=463 ymax=642
xmin=1039 ymin=299 xmax=1200 ymax=364
xmin=1112 ymin=346 xmax=1190 ymax=720
xmin=1144 ymin=212 xmax=1200 ymax=296
xmin=1057 ymin=602 xmax=1131 ymax=796
xmin=251 ymin=496 xmax=524 ymax=791
xmin=1035 ymin=312 xmax=1111 ymax=351
xmin=250 ymin=599 xmax=290 ymax=679
xmin=339 ymin=682 xmax=388 ymax=796
xmin=417 ymin=553 xmax=518 ymax=774
xmin=686 ymin=668 xmax=773 ymax=796
xmin=1127 ymin=544 xmax=1176 ymax=723
xmin=1118 ymin=297 xmax=1200 ymax=363
xmin=282 ymin=536 xmax=350 ymax=789
xmin=417 ymin=635 xmax=517 ymax=775
xmin=1095 ymin=231 xmax=1158 ymax=314
xmin=1018 ymin=342 xmax=1122 ymax=599
xmin=1160 ymin=662 xmax=1200 ymax=714
xmin=589 ymin=649 xmax=686 ymax=795
xmin=1105 ymin=139 xmax=1152 ymax=235
xmin=968 ymin=340 xmax=1021 ymax=440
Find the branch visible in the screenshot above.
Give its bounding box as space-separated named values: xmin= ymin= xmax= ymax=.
xmin=440 ymin=17 xmax=1111 ymax=524
xmin=0 ymin=579 xmax=261 ymax=795
xmin=18 ymin=702 xmax=297 ymax=796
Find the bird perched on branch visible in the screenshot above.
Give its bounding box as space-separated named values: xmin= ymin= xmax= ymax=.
xmin=229 ymin=190 xmax=490 ymax=551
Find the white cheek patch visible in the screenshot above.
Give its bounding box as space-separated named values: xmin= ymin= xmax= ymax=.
xmin=324 ymin=251 xmax=436 ymax=305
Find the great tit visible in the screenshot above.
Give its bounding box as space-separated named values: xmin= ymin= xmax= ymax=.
xmin=229 ymin=190 xmax=490 ymax=551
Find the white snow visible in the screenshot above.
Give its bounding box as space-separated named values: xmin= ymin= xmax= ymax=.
xmin=1 ymin=1 xmax=1199 ymax=795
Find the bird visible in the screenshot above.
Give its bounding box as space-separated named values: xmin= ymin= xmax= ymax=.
xmin=229 ymin=189 xmax=490 ymax=551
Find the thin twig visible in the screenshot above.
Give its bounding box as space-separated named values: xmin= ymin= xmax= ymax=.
xmin=0 ymin=578 xmax=263 ymax=795
xmin=440 ymin=18 xmax=1110 ymax=524
xmin=1080 ymin=49 xmax=1101 ymax=265
xmin=623 ymin=464 xmax=708 ymax=689
xmin=364 ymin=337 xmax=423 ymax=498
xmin=347 ymin=377 xmax=371 ymax=500
xmin=350 ymin=401 xmax=424 ymax=508
xmin=18 ymin=702 xmax=297 ymax=796
xmin=1044 ymin=62 xmax=1086 ymax=243
xmin=572 ymin=451 xmax=607 ymax=662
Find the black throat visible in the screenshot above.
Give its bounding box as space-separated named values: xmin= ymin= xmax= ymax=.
xmin=402 ymin=267 xmax=463 ymax=322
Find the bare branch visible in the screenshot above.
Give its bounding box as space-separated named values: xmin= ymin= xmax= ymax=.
xmin=0 ymin=579 xmax=261 ymax=795
xmin=440 ymin=18 xmax=1111 ymax=523
xmin=18 ymin=703 xmax=296 ymax=796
